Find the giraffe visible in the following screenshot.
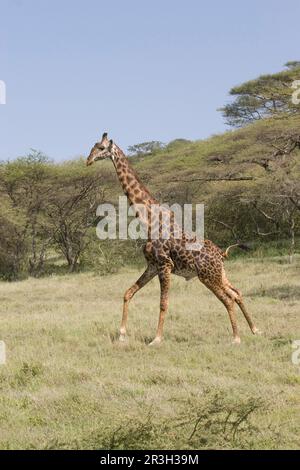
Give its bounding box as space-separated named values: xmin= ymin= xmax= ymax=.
xmin=86 ymin=132 xmax=260 ymax=345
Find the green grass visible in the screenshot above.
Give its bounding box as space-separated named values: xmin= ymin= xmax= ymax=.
xmin=0 ymin=256 xmax=299 ymax=449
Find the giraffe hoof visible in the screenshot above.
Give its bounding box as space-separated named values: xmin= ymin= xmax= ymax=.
xmin=232 ymin=337 xmax=241 ymax=345
xmin=149 ymin=337 xmax=162 ymax=347
xmin=119 ymin=334 xmax=127 ymax=342
xmin=252 ymin=327 xmax=262 ymax=335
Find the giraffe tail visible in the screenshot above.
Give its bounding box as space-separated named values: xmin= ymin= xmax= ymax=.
xmin=222 ymin=243 xmax=251 ymax=258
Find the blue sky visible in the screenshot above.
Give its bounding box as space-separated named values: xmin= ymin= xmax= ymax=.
xmin=0 ymin=0 xmax=299 ymax=161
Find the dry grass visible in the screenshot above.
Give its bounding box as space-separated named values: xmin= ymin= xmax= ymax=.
xmin=0 ymin=256 xmax=299 ymax=449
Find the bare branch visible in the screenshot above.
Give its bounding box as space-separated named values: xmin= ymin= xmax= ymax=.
xmin=252 ymin=202 xmax=276 ymax=223
xmin=170 ymin=176 xmax=254 ymax=183
xmin=209 ymin=218 xmax=238 ymax=241
xmin=253 ymin=229 xmax=280 ymax=237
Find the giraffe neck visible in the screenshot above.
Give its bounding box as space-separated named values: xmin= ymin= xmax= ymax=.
xmin=110 ymin=145 xmax=181 ymax=241
xmin=111 ymin=145 xmax=158 ymax=207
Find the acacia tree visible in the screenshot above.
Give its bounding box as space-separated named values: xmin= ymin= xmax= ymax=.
xmin=219 ymin=62 xmax=300 ymax=127
xmin=203 ymin=63 xmax=300 ymax=258
xmin=127 ymin=141 xmax=165 ymax=157
xmin=0 ymin=151 xmax=54 ymax=276
xmin=0 ymin=155 xmax=106 ymax=275
xmin=45 ymin=162 xmax=104 ymax=272
xmin=245 ymin=187 xmax=299 ymax=263
xmin=0 ymin=203 xmax=29 ymax=280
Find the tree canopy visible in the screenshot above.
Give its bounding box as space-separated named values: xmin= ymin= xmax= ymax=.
xmin=219 ymin=62 xmax=300 ymax=127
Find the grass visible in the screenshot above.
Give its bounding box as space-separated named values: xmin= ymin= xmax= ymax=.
xmin=0 ymin=256 xmax=299 ymax=449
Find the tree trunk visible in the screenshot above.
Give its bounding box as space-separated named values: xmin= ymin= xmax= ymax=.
xmin=68 ymin=256 xmax=79 ymax=273
xmin=288 ymin=218 xmax=295 ymax=264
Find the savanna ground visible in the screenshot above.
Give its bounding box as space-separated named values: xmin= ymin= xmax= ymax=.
xmin=0 ymin=255 xmax=299 ymax=450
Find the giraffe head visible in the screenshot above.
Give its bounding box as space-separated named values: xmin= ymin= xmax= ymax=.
xmin=86 ymin=132 xmax=114 ymax=166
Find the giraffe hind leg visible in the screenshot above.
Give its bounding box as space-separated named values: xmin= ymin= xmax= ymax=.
xmin=225 ymin=281 xmax=260 ymax=335
xmin=203 ymin=279 xmax=241 ymax=344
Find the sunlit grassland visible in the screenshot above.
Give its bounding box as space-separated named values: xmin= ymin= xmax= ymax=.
xmin=0 ymin=256 xmax=299 ymax=449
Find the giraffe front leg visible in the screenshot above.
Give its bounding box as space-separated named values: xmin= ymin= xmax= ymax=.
xmin=119 ymin=285 xmax=138 ymax=342
xmin=119 ymin=265 xmax=157 ymax=342
xmin=149 ymin=264 xmax=171 ymax=346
